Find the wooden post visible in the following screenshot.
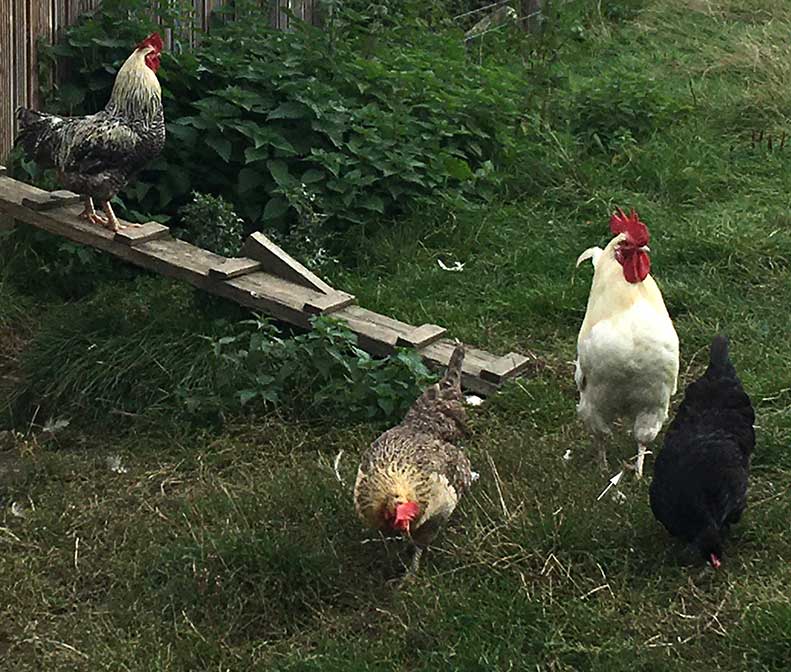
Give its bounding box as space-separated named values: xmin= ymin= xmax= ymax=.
xmin=522 ymin=0 xmax=544 ymax=34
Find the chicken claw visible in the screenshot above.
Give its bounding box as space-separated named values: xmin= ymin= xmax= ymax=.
xmin=88 ymin=213 xmax=110 ymax=227
xmin=622 ymin=447 xmax=652 ymax=479
xmin=78 ymin=197 xmax=102 ymax=222
xmin=77 ymin=197 xmax=115 ymax=229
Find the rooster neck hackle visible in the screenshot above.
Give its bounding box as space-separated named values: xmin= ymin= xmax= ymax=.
xmin=579 ymin=233 xmax=666 ymax=321
xmin=354 ymin=463 xmax=422 ymax=528
xmin=105 ymin=49 xmax=162 ymax=125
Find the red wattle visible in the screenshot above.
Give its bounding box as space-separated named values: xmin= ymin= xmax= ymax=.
xmin=145 ymin=52 xmax=161 ymax=73
xmin=621 ymin=250 xmax=650 ymax=283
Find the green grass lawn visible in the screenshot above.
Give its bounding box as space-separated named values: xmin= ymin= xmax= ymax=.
xmin=2 ymin=1 xmax=791 ymax=669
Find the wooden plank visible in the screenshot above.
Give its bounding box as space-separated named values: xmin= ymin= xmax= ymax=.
xmin=304 ymin=291 xmax=356 ymax=315
xmin=480 ymin=352 xmax=533 ymax=385
xmin=240 ymin=231 xmax=335 ymax=294
xmin=333 ymin=311 xmax=400 ymax=355
xmin=397 ymin=323 xmax=447 ymax=349
xmin=122 ymin=237 xmax=223 ymax=284
xmin=0 ymin=165 xmax=13 ymax=231
xmin=339 ymin=304 xmax=416 ymax=337
xmin=0 ymin=177 xmax=119 ymax=247
xmin=114 ymin=222 xmax=171 ymax=245
xmin=21 ymin=190 xmax=83 ymax=210
xmin=0 ymin=172 xmax=531 ymax=396
xmin=216 ymin=272 xmax=327 ymax=328
xmin=208 ymin=257 xmax=263 ymax=281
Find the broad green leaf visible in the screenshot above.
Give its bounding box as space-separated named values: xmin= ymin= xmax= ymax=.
xmin=239 ymin=389 xmax=258 ymax=406
xmin=268 ymin=101 xmax=311 ymax=120
xmin=262 ymin=196 xmax=290 ymax=221
xmin=359 ymin=194 xmax=385 ymax=213
xmin=301 ymin=169 xmax=325 ymax=184
xmin=166 ymin=123 xmax=197 ymax=144
xmin=443 ymin=157 xmax=474 ymax=180
xmin=206 ymin=134 xmax=232 ymax=163
xmin=244 ymin=146 xmax=269 ymax=164
xmin=267 ymin=160 xmax=293 ymax=188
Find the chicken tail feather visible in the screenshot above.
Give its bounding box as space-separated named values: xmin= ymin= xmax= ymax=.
xmin=576 ymin=246 xmax=603 ymax=268
xmin=440 ymin=344 xmax=465 ymax=395
xmin=706 ymin=335 xmax=736 ymax=379
xmin=15 ymin=107 xmax=63 ymax=166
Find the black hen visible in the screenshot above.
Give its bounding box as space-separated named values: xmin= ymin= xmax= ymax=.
xmin=649 ymin=335 xmax=755 ymax=568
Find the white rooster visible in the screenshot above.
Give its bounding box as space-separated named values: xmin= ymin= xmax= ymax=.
xmin=574 ymin=208 xmax=679 ymax=478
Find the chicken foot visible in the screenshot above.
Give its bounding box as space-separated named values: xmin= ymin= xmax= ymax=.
xmin=621 ymin=444 xmax=652 ymax=479
xmin=78 ymin=197 xmax=109 ymax=228
xmin=99 ymin=201 xmax=141 ymax=232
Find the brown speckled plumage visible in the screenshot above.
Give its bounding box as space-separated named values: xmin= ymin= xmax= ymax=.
xmin=354 ymin=345 xmax=475 ymax=555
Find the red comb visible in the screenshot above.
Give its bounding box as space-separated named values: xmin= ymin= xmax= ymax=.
xmin=609 ymin=207 xmax=650 ymax=247
xmin=137 ymin=32 xmax=163 ymax=53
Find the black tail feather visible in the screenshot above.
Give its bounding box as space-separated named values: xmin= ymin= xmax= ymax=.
xmin=706 ymin=335 xmax=736 ymax=379
xmin=14 ymin=107 xmax=60 ymax=166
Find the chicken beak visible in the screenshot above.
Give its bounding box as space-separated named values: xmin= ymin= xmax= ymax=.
xmin=639 ymin=245 xmax=651 ymax=253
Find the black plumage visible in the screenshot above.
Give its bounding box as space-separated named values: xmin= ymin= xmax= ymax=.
xmin=16 ymin=107 xmax=164 ymax=203
xmin=649 ymin=335 xmax=755 ymax=567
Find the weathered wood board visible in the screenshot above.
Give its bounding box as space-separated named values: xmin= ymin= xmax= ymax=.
xmin=0 ymin=170 xmax=534 ymax=394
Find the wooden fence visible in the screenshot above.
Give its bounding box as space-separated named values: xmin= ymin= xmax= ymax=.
xmin=0 ymin=1 xmax=321 ymax=163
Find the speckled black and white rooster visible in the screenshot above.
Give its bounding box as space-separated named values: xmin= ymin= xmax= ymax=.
xmin=16 ymin=33 xmax=165 ymax=231
xmin=354 ymin=344 xmax=477 ymax=575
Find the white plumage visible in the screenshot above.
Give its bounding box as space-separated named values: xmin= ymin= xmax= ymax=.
xmin=575 ymin=214 xmax=679 ymax=477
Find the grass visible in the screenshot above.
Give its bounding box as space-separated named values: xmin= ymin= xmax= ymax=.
xmin=2 ymin=0 xmax=791 ymax=669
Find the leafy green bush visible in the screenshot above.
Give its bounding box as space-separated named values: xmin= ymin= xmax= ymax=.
xmin=12 ymin=277 xmax=435 ymax=426
xmin=27 ymin=0 xmax=526 ymax=241
xmin=201 ymin=314 xmax=436 ymax=421
xmin=176 ymin=192 xmax=244 ymax=257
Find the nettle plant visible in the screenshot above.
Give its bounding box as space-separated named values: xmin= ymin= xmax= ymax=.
xmin=206 ymin=315 xmax=436 ymax=422
xmin=27 ymin=0 xmax=526 ymax=242
xmin=176 ymin=192 xmax=244 ymax=257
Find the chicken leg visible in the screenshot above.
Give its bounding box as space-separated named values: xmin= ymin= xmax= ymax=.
xmin=635 ymin=443 xmax=651 ymax=479
xmin=101 ymin=201 xmax=122 ymax=232
xmin=598 ymin=437 xmax=609 ymax=473
xmin=410 ymin=546 xmax=424 ymax=575
xmin=78 ymin=197 xmax=109 ymax=228
xmin=100 ymin=201 xmax=140 ymax=232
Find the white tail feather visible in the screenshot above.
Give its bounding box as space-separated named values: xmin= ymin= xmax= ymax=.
xmin=576 ymin=246 xmax=603 ymax=268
